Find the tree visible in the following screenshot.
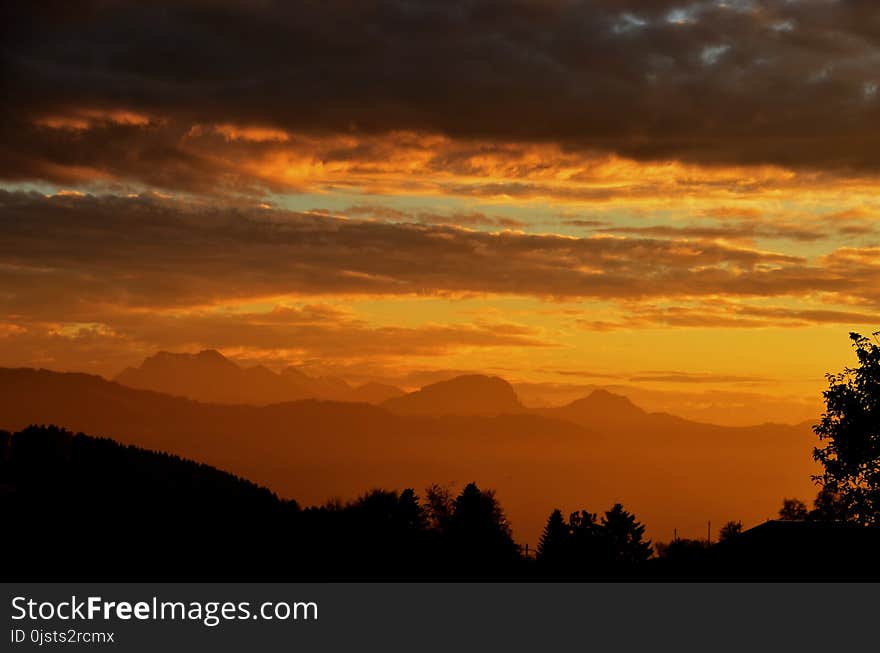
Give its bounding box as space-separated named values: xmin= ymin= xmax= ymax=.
xmin=537 ymin=505 xmax=650 ymax=574
xmin=569 ymin=509 xmax=603 ymax=568
xmin=778 ymin=498 xmax=808 ymax=521
xmin=601 ymin=503 xmax=653 ymax=564
xmin=718 ymin=520 xmax=743 ymax=541
xmin=655 ymin=538 xmax=707 ymax=564
xmin=397 ymin=488 xmax=427 ymax=532
xmin=813 ymin=332 xmax=880 ymax=525
xmin=424 ymin=483 xmax=454 ymax=532
xmin=447 ymin=482 xmax=519 ymax=566
xmin=809 ymin=485 xmax=847 ymax=522
xmin=352 ymin=488 xmax=402 ymax=524
xmin=537 ymin=509 xmax=570 ymax=565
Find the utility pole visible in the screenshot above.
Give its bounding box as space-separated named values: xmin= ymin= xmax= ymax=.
xmin=707 ymin=520 xmax=711 ymax=545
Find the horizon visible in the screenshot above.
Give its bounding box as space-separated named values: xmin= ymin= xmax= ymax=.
xmin=7 ymin=344 xmax=836 ymax=426
xmin=11 ymin=346 xmax=826 ymax=426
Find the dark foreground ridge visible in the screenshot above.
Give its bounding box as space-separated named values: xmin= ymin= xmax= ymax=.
xmin=0 ymin=425 xmax=524 ymax=580
xmin=3 ymin=425 xmax=880 ymax=581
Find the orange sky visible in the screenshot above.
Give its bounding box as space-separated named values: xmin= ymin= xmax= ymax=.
xmin=2 ymin=0 xmax=879 ymax=425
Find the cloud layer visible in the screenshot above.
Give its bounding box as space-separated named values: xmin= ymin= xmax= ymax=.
xmin=4 ymin=0 xmax=880 ymax=177
xmin=1 ymin=1 xmax=878 ymax=406
xmin=4 ymin=190 xmax=865 ymax=313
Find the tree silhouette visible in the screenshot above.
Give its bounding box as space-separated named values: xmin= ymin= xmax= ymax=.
xmin=398 ymin=488 xmax=427 ymax=532
xmin=601 ymin=503 xmax=653 ymax=565
xmin=447 ymin=482 xmax=518 ymax=569
xmin=569 ymin=509 xmax=604 ymax=569
xmin=536 ymin=504 xmax=652 ymax=574
xmin=718 ymin=520 xmax=743 ymax=541
xmin=656 ymin=538 xmax=707 ymax=563
xmin=424 ymin=483 xmax=454 ymax=532
xmin=813 ymin=331 xmax=880 ymax=525
xmin=778 ymin=498 xmax=808 ymax=520
xmin=809 ymin=485 xmax=848 ymax=521
xmin=537 ymin=509 xmax=570 ymax=565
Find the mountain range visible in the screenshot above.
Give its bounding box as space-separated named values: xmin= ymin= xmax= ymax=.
xmin=115 ymin=349 xmax=405 ymax=405
xmin=0 ymin=361 xmax=818 ymax=544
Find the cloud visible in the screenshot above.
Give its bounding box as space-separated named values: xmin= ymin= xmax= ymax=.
xmin=0 ymin=299 xmax=552 ymax=377
xmin=562 ymin=219 xmax=611 ymax=228
xmin=110 ymin=308 xmax=552 ymax=356
xmin=550 ymin=369 xmax=625 ymax=379
xmin=2 ymin=190 xmax=847 ymax=320
xmin=7 ymin=116 xmax=854 ymax=206
xmin=345 ymin=205 xmax=528 ymax=229
xmin=5 ymin=0 xmax=880 ymax=177
xmin=562 ymin=204 xmax=879 ymax=245
xmin=578 ymin=301 xmax=880 ymax=330
xmin=596 ymin=223 xmax=828 ymax=242
xmin=2 ymin=190 xmax=877 ymax=381
xmin=628 ymin=371 xmax=770 ymax=384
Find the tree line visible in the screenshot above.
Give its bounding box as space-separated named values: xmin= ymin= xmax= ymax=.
xmin=0 ymin=425 xmax=654 ymax=578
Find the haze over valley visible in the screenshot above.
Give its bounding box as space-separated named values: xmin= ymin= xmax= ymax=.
xmin=0 ymin=349 xmax=818 ymax=545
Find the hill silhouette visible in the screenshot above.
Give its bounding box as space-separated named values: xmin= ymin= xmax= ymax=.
xmin=115 ymin=349 xmax=404 ymax=405
xmin=382 ymin=374 xmax=526 ymax=417
xmin=0 ymin=424 xmax=296 ymax=579
xmin=539 ymin=389 xmax=647 ymax=428
xmin=0 ymin=425 xmax=525 ymax=579
xmin=0 ymin=367 xmax=816 ymax=543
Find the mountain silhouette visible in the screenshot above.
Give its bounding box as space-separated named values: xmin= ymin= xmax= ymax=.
xmin=0 ymin=367 xmax=816 ymax=543
xmin=347 ymin=381 xmax=408 ymax=404
xmin=115 ymin=349 xmax=404 ymax=405
xmin=382 ymin=374 xmax=526 ymax=417
xmin=540 ymin=389 xmax=647 ymax=427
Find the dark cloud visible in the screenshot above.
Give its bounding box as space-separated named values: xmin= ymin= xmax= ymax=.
xmin=550 ymin=369 xmax=624 ymax=379
xmin=345 ymin=205 xmax=528 ymax=229
xmin=562 ymin=219 xmax=611 ymax=228
xmin=597 ymin=223 xmax=826 ymax=241
xmin=578 ymin=301 xmax=880 ymax=329
xmin=3 ymin=0 xmax=880 ymax=179
xmin=573 ymin=206 xmax=879 ymax=243
xmin=2 ymin=191 xmax=853 ymax=321
xmin=629 ymin=371 xmax=770 ymax=384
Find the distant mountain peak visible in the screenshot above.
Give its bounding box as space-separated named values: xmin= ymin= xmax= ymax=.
xmin=430 ymin=373 xmax=512 ymax=388
xmin=146 ymin=348 xmax=235 ymax=367
xmin=114 ymin=350 xmax=401 ymax=406
xmin=196 ymin=348 xmax=229 ymax=361
xmin=582 ymin=388 xmax=644 ymax=410
xmin=382 ymin=373 xmax=524 ymax=417
xmin=535 ymin=388 xmax=647 ymax=427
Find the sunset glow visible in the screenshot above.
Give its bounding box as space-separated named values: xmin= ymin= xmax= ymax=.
xmin=3 ymin=114 xmax=877 ymax=422
xmin=3 ymin=0 xmax=880 ymax=546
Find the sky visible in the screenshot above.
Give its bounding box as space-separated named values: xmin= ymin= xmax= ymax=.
xmin=1 ymin=0 xmax=879 ymax=423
